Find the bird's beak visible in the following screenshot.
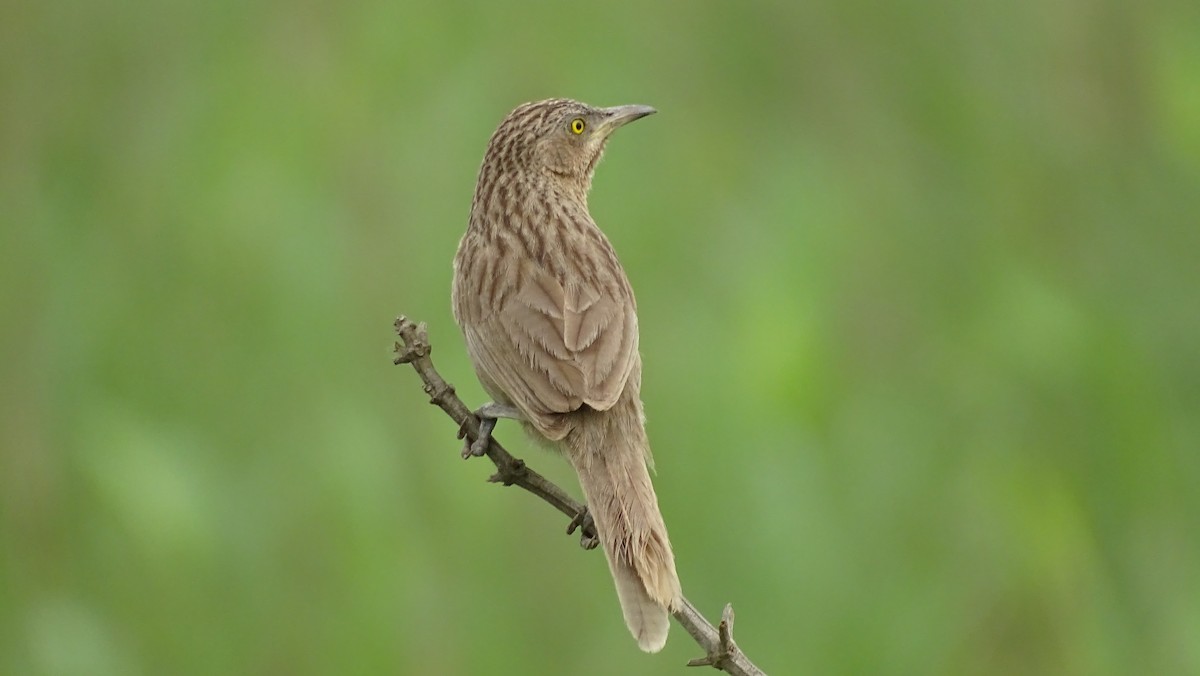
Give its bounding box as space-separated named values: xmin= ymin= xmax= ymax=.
xmin=598 ymin=104 xmax=657 ymax=134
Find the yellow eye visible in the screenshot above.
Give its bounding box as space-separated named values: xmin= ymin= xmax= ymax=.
xmin=570 ymin=118 xmax=586 ymax=134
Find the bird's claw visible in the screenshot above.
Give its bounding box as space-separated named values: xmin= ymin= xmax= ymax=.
xmin=462 ymin=436 xmax=489 ymax=459
xmin=567 ymin=508 xmax=599 ymax=550
xmin=460 ymin=409 xmax=498 ymax=459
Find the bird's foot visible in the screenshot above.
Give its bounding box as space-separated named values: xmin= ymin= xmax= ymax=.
xmin=459 ymin=416 xmax=497 ymax=459
xmin=567 ymin=507 xmax=599 ymax=550
xmin=458 ymin=402 xmax=524 ymax=459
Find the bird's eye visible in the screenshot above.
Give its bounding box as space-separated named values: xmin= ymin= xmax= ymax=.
xmin=570 ymin=118 xmax=586 ymax=134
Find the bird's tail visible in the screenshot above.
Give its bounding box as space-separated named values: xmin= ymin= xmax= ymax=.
xmin=564 ymin=401 xmax=681 ymax=653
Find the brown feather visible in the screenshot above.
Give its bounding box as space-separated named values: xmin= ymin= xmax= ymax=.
xmin=452 ymin=98 xmax=680 ymax=651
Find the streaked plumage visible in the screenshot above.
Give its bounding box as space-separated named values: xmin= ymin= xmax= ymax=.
xmin=452 ymin=99 xmax=681 ymax=651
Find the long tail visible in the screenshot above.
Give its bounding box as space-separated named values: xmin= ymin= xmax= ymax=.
xmin=564 ymin=402 xmax=681 ymax=653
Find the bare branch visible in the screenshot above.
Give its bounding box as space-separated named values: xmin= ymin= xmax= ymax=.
xmin=393 ymin=316 xmax=767 ymax=675
xmin=683 ymin=603 xmax=743 ymax=669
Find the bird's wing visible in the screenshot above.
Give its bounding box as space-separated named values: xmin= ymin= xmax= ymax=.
xmin=465 ymin=257 xmax=638 ymax=439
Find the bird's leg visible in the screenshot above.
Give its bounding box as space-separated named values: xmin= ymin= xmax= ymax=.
xmin=460 ymin=402 xmax=524 ymax=459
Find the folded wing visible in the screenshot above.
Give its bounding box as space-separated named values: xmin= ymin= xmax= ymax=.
xmin=464 ymin=257 xmax=638 ymax=440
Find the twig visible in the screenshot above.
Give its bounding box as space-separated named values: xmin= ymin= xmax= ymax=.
xmin=393 ymin=316 xmax=767 ymax=675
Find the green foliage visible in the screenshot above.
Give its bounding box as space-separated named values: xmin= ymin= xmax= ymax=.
xmin=3 ymin=0 xmax=1198 ymax=673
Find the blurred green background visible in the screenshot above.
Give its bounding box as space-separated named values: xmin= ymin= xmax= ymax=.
xmin=3 ymin=0 xmax=1199 ymax=674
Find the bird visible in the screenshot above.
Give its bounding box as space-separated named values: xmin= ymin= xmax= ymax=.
xmin=451 ymin=98 xmax=682 ymax=652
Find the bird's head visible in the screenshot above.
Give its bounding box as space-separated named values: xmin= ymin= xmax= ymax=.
xmin=482 ymin=98 xmax=656 ymax=193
